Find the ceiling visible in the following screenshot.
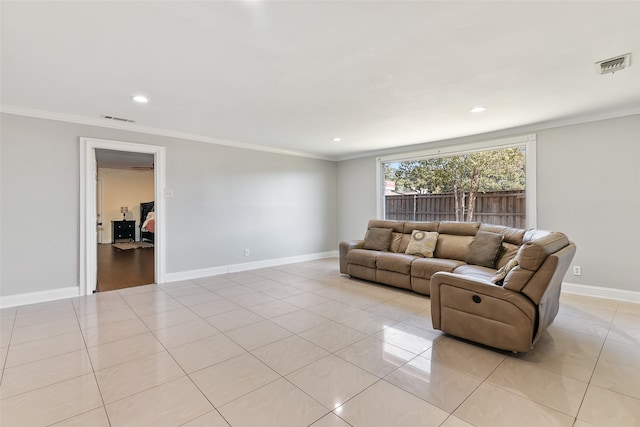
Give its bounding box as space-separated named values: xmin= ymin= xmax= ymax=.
xmin=2 ymin=1 xmax=639 ymax=161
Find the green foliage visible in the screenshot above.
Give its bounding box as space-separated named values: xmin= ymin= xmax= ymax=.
xmin=385 ymin=146 xmax=526 ymax=221
xmin=386 ymin=146 xmax=525 ymax=194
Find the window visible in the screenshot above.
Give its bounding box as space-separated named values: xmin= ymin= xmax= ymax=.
xmin=376 ymin=134 xmax=536 ymax=228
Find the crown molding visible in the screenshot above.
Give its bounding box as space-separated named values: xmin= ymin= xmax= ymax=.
xmin=0 ymin=104 xmax=334 ymax=161
xmin=4 ymin=103 xmax=638 ymax=163
xmin=335 ymin=106 xmax=640 ymax=161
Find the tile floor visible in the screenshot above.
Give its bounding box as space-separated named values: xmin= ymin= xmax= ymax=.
xmin=1 ymin=258 xmax=639 ymax=426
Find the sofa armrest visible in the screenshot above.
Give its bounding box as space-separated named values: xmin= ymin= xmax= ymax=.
xmin=430 ymin=272 xmax=536 ymax=328
xmin=339 ymin=240 xmax=364 ymax=274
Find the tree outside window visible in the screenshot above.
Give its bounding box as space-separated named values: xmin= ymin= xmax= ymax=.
xmin=384 ymin=146 xmax=525 ymax=224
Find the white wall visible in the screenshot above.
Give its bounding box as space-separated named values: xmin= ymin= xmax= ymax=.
xmin=1 ymin=116 xmax=80 ymax=296
xmin=337 ymin=156 xmax=377 ymax=241
xmin=165 ymin=139 xmax=337 ymax=272
xmin=0 ymin=113 xmax=337 ymax=297
xmin=535 ymin=115 xmax=640 ymax=292
xmin=97 ymin=168 xmax=154 ymax=242
xmin=336 ymin=114 xmax=640 ymax=293
xmin=3 ymin=111 xmax=638 ymax=299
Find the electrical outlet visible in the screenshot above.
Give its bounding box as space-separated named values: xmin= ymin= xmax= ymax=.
xmin=573 ymin=266 xmax=581 ymax=276
xmin=244 ymin=249 xmax=250 ymax=257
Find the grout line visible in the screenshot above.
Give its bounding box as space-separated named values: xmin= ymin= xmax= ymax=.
xmin=0 ymin=308 xmax=18 ymax=386
xmin=70 ymin=298 xmax=113 ymax=427
xmin=572 ymin=314 xmax=614 ymax=423
xmin=6 ymin=259 xmax=637 ymax=426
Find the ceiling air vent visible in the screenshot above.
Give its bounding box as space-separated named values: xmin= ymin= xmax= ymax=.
xmin=595 ymin=53 xmax=631 ymax=75
xmin=102 ymin=115 xmax=135 ymax=123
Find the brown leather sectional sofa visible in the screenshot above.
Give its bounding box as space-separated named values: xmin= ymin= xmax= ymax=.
xmin=339 ymin=219 xmax=576 ymax=352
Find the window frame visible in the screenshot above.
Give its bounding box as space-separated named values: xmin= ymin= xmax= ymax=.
xmin=376 ymin=134 xmax=537 ymax=228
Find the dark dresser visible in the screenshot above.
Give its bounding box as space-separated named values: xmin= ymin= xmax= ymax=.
xmin=112 ymin=220 xmax=135 ymax=242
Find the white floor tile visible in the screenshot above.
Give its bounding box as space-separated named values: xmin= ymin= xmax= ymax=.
xmin=4 ymin=258 xmax=639 ymax=427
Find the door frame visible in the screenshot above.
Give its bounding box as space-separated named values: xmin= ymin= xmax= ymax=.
xmin=96 ymin=178 xmax=104 ymax=244
xmin=80 ymin=137 xmax=166 ymax=295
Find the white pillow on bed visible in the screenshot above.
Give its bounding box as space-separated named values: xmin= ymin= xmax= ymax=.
xmin=146 ymin=212 xmax=155 ymax=220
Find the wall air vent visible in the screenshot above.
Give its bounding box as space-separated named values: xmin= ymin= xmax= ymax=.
xmin=102 ymin=115 xmax=135 ymax=123
xmin=595 ymin=53 xmax=631 ymax=75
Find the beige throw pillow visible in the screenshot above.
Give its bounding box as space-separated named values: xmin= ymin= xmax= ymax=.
xmin=491 ymin=257 xmax=519 ymax=285
xmin=405 ymin=230 xmax=439 ymax=258
xmin=389 ymin=232 xmax=404 ymax=253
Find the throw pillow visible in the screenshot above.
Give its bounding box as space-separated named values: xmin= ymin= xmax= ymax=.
xmin=389 ymin=232 xmax=404 ymax=253
xmin=491 ymin=257 xmax=519 ymax=286
xmin=466 ymin=230 xmax=504 ymax=268
xmin=363 ymin=227 xmax=393 ymax=251
xmin=405 ymin=230 xmax=439 ymax=258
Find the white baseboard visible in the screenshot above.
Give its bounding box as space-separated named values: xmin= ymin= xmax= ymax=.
xmin=0 ymin=252 xmax=338 ymax=308
xmin=164 ymin=251 xmax=338 ymax=283
xmin=0 ymin=286 xmax=80 ymax=309
xmin=562 ymin=282 xmax=640 ymax=303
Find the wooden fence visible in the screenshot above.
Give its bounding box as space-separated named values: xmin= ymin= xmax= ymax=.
xmin=385 ymin=190 xmax=526 ymax=228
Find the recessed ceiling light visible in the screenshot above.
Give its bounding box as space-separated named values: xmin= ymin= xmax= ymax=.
xmin=332 ymin=137 xmax=342 ymax=143
xmin=469 ymin=106 xmax=486 ymax=113
xmin=132 ymin=95 xmax=148 ymax=103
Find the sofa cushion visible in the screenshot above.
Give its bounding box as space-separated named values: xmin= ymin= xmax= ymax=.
xmin=496 ymin=242 xmax=520 ymax=268
xmin=434 ymin=234 xmax=474 ymax=261
xmin=346 ymin=249 xmax=379 ymax=269
xmin=377 ymin=253 xmax=416 ymax=274
xmin=465 ymin=230 xmax=504 ymax=268
xmin=480 ymin=224 xmax=525 ymax=245
xmin=368 ymin=219 xmax=405 ymax=233
xmin=519 ymin=231 xmax=569 ymax=270
xmin=405 ymin=230 xmax=439 ymax=258
xmin=363 ymin=227 xmax=393 ymax=251
xmin=453 ymin=264 xmax=496 ymax=282
xmin=438 ymin=221 xmax=480 ymax=236
xmin=503 ymin=267 xmax=535 ymax=292
xmin=412 ymin=258 xmax=465 ymax=279
xmin=404 ymin=221 xmax=439 ymax=234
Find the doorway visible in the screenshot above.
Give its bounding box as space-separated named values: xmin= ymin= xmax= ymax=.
xmin=95 ymin=149 xmax=155 ymax=292
xmin=80 ymin=138 xmax=166 ymax=296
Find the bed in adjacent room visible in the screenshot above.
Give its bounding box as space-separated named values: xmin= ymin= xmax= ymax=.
xmin=140 ymin=201 xmax=155 ymax=243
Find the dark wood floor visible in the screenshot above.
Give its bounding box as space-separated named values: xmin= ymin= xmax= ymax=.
xmin=96 ymin=244 xmax=155 ymax=292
